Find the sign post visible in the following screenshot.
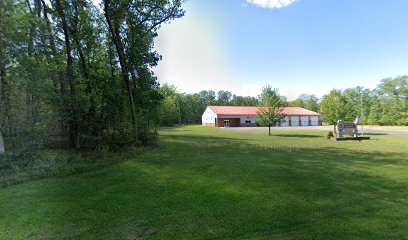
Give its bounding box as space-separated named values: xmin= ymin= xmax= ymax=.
xmin=332 ymin=116 xmax=370 ymax=141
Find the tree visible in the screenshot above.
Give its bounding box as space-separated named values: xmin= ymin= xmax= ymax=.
xmin=159 ymin=96 xmax=179 ymax=126
xmin=199 ymin=90 xmax=216 ymax=106
xmin=320 ymin=89 xmax=348 ymax=126
xmin=256 ymin=86 xmax=285 ymax=136
xmin=289 ymin=94 xmax=320 ymax=112
xmin=288 ymin=98 xmax=304 ymax=107
xmin=369 ymin=77 xmax=407 ymax=125
xmin=343 ymin=86 xmax=370 ymax=123
xmin=55 ymin=0 xmax=80 ymax=149
xmin=104 ymin=0 xmax=184 ymax=141
xmin=230 ymin=95 xmax=259 ymax=106
xmin=217 ymin=90 xmax=232 ymax=105
xmin=0 ymin=0 xmax=186 ymax=153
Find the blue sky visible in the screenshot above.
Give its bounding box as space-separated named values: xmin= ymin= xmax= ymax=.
xmin=155 ymin=0 xmax=408 ymax=100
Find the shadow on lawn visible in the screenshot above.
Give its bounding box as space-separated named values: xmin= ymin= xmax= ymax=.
xmin=2 ymin=133 xmax=408 ymax=239
xmin=273 ymin=134 xmax=323 ymax=138
xmin=362 ymin=133 xmax=388 ymax=136
xmin=131 ymin=134 xmax=408 ymax=238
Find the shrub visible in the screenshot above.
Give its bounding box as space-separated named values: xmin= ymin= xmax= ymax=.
xmin=327 ymin=131 xmax=334 ymax=139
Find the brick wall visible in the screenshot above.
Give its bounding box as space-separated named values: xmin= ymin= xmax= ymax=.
xmin=216 ymin=118 xmax=240 ymax=127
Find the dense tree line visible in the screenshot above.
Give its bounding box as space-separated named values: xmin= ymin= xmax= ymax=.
xmin=159 ymin=76 xmax=407 ymax=126
xmin=0 ymin=0 xmax=184 ymax=154
xmin=320 ymin=76 xmax=407 ymax=125
xmin=158 ymin=84 xmax=259 ymax=125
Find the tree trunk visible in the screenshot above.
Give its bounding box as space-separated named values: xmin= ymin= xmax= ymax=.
xmin=41 ymin=0 xmax=68 ymax=145
xmin=26 ymin=0 xmax=42 ymax=129
xmin=0 ymin=45 xmax=13 ymax=151
xmin=55 ymin=0 xmax=80 ymax=149
xmin=69 ymin=0 xmax=98 ymax=135
xmin=269 ymin=125 xmax=271 ymax=136
xmin=41 ymin=0 xmax=65 ymax=97
xmin=104 ymin=0 xmax=138 ymax=141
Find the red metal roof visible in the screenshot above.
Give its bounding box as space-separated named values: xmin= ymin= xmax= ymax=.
xmin=207 ymin=106 xmax=321 ymax=116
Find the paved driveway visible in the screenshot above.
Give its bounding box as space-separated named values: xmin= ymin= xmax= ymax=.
xmin=227 ymin=126 xmax=408 ymax=136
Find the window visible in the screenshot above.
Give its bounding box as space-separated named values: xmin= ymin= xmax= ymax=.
xmin=245 ymin=120 xmax=251 ymax=124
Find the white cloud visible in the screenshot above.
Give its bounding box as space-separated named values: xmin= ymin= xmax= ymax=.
xmin=246 ymin=0 xmax=295 ymax=9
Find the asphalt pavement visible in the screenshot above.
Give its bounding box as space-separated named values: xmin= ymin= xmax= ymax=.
xmin=227 ymin=126 xmax=408 ymax=136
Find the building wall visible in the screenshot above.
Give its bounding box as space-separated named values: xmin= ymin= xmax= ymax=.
xmin=310 ymin=116 xmax=320 ymax=126
xmin=202 ymin=107 xmax=217 ymax=125
xmin=217 ymin=115 xmax=257 ymax=127
xmin=240 ymin=116 xmax=256 ymax=124
xmin=216 ymin=118 xmax=241 ymax=127
xmin=202 ymin=108 xmax=322 ymax=127
xmin=285 ymin=116 xmax=322 ymax=126
xmin=281 ymin=116 xmax=290 ymax=127
xmin=300 ymin=116 xmax=309 ymax=126
xmin=240 ymin=123 xmax=257 ymax=127
xmin=289 ymin=116 xmax=300 ymax=126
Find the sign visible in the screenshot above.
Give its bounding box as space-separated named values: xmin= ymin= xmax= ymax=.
xmin=337 ymin=120 xmax=359 ymax=138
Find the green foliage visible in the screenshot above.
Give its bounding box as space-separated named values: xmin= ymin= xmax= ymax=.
xmin=367 ymin=77 xmax=408 ymax=125
xmin=217 ymin=90 xmax=232 ymax=105
xmin=289 ymin=98 xmax=305 ymax=107
xmin=230 ymin=95 xmax=259 ymax=106
xmin=327 ymin=131 xmax=334 ymax=139
xmin=320 ymin=89 xmax=349 ymax=125
xmin=256 ymin=86 xmax=285 ymax=135
xmin=156 ymin=85 xmax=260 ymax=126
xmin=319 ymin=77 xmax=407 ymax=126
xmin=0 ymin=0 xmax=186 ymax=156
xmin=159 ymin=96 xmax=180 ymax=126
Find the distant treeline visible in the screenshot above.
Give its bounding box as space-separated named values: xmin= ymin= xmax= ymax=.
xmin=158 ymin=76 xmax=408 ymax=126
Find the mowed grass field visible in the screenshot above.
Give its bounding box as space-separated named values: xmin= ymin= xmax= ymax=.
xmin=1 ymin=126 xmax=408 ymax=239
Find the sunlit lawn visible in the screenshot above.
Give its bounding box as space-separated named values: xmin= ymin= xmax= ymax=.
xmin=1 ymin=126 xmax=408 ymax=239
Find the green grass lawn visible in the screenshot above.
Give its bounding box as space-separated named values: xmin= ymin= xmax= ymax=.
xmin=1 ymin=126 xmax=408 ymax=239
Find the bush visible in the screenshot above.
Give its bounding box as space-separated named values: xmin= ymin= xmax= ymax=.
xmin=327 ymin=131 xmax=334 ymax=139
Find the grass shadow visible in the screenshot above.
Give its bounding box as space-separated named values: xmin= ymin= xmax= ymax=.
xmin=273 ymin=134 xmax=323 ymax=138
xmin=1 ymin=129 xmax=408 ymax=239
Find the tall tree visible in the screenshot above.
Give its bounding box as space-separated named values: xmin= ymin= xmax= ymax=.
xmin=320 ymin=89 xmax=348 ymax=126
xmin=217 ymin=90 xmax=232 ymax=105
xmin=104 ymin=0 xmax=184 ymax=141
xmin=55 ymin=0 xmax=80 ymax=149
xmin=368 ymin=76 xmax=408 ymax=125
xmin=303 ymin=94 xmax=320 ymax=113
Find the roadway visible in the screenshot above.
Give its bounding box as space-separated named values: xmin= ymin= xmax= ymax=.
xmin=227 ymin=126 xmax=408 ymax=136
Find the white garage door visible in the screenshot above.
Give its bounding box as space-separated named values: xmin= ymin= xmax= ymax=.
xmin=290 ymin=116 xmax=299 ymax=126
xmin=300 ymin=116 xmax=309 ymax=126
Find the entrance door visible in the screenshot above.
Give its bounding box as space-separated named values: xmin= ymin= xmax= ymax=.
xmin=224 ymin=120 xmax=230 ymax=127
